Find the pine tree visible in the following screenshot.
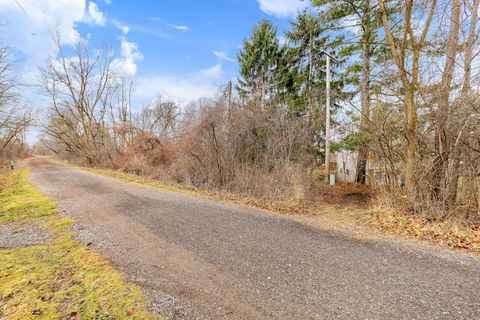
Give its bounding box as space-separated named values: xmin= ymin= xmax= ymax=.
xmin=277 ymin=11 xmax=350 ymax=164
xmin=284 ymin=11 xmax=349 ymax=120
xmin=236 ymin=20 xmax=281 ymax=109
xmin=313 ymin=0 xmax=382 ymax=183
xmin=285 ymin=11 xmax=330 ymax=116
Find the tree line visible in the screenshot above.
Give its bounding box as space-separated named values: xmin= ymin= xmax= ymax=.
xmin=0 ymin=46 xmax=31 ymax=163
xmin=34 ymin=0 xmax=480 ymax=220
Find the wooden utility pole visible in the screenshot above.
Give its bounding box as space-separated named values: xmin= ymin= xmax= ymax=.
xmin=227 ymin=80 xmax=233 ymax=122
xmin=227 ymin=80 xmax=232 ymax=109
xmin=324 ymin=53 xmax=331 ymax=185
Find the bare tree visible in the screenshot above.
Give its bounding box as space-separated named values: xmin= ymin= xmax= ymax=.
xmin=0 ymin=46 xmax=32 ymax=157
xmin=135 ymin=95 xmax=180 ymax=139
xmin=462 ymin=0 xmax=480 ymax=94
xmin=377 ymin=0 xmax=437 ymax=203
xmin=41 ymin=34 xmax=117 ymax=165
xmin=431 ymin=0 xmax=462 ymax=207
xmin=110 ymin=76 xmax=134 ymax=153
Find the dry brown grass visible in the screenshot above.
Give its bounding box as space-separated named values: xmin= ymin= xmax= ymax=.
xmin=363 ymin=189 xmax=480 ymax=256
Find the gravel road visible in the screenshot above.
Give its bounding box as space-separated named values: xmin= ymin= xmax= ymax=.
xmin=29 ymin=157 xmax=480 ymax=320
xmin=0 ymin=221 xmax=50 ymax=249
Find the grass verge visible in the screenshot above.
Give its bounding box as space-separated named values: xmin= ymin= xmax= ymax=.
xmin=0 ymin=169 xmax=158 ymax=320
xmin=0 ymin=170 xmax=56 ymax=224
xmin=84 ymin=167 xmax=314 ymax=215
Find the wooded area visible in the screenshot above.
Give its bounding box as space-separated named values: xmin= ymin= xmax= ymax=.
xmin=2 ymin=0 xmax=479 ymax=224
xmin=0 ymin=46 xmax=31 ymax=162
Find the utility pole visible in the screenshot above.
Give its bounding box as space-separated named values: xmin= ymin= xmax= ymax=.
xmin=324 ymin=53 xmax=331 ymax=185
xmin=227 ymin=80 xmax=232 ymax=122
xmin=227 ymin=80 xmax=232 ymax=109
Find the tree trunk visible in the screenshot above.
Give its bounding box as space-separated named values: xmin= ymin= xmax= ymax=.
xmin=308 ymin=29 xmax=313 ymax=115
xmin=405 ymin=86 xmax=417 ymax=202
xmin=462 ymin=0 xmax=479 ymax=93
xmin=356 ymin=0 xmax=371 ymax=184
xmin=477 ymin=176 xmax=480 ymax=216
xmin=446 ymin=154 xmax=461 ymax=208
xmin=432 ymin=0 xmax=461 ymax=206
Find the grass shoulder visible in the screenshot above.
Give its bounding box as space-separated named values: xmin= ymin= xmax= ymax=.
xmin=83 ymin=166 xmax=313 ymax=215
xmin=0 ymin=168 xmax=159 ymax=319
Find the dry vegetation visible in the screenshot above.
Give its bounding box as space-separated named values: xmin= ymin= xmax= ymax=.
xmin=30 ymin=1 xmax=480 ymax=254
xmin=0 ymin=46 xmax=31 ymax=165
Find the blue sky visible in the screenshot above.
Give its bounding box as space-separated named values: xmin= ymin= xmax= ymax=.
xmin=99 ymin=0 xmax=308 ymax=77
xmin=0 ymin=0 xmax=311 ymax=106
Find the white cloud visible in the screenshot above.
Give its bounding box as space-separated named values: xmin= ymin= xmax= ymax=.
xmin=257 ymin=0 xmax=309 ymax=18
xmin=83 ymin=1 xmax=106 ymax=26
xmin=167 ymin=24 xmax=191 ymax=32
xmin=113 ymin=19 xmax=130 ymax=34
xmin=151 ymin=18 xmax=190 ymax=32
xmin=120 ymin=37 xmax=142 ymax=61
xmin=130 ymin=25 xmax=167 ymax=39
xmin=134 ymin=65 xmax=224 ymax=104
xmin=198 ymin=64 xmax=223 ymax=78
xmin=120 ymin=25 xmax=130 ymax=35
xmin=0 ymin=0 xmax=86 ymax=68
xmin=112 ymin=37 xmax=143 ymax=76
xmin=213 ymin=51 xmax=235 ymax=62
xmin=0 ymin=0 xmax=135 ymax=81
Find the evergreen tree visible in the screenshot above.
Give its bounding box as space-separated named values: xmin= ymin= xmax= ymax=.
xmin=312 ymin=0 xmax=383 ymax=183
xmin=285 ymin=11 xmax=330 ymax=115
xmin=236 ymin=20 xmax=281 ymax=109
xmin=284 ymin=11 xmax=348 ymax=118
xmin=274 ymin=11 xmax=350 ymax=163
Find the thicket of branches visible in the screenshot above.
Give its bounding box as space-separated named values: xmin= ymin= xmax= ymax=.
xmin=41 ymin=0 xmax=480 ymax=222
xmin=0 ymin=46 xmax=31 ymax=163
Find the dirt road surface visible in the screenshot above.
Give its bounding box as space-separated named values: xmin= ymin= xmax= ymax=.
xmin=29 ymin=157 xmax=480 ymax=320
